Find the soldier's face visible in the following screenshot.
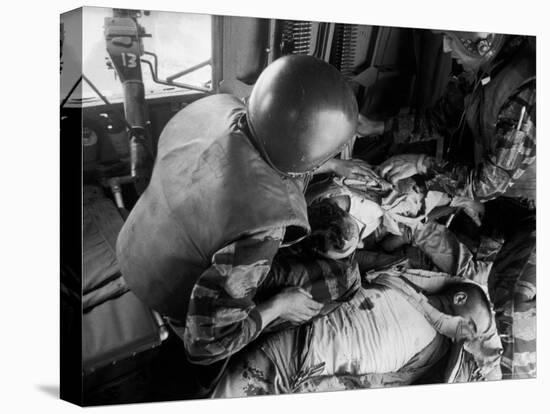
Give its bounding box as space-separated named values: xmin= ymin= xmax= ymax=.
xmin=442 ymin=33 xmax=485 ymax=72
xmin=317 ymin=216 xmax=361 ymax=260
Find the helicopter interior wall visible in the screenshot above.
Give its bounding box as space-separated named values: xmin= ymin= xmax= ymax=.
xmin=78 ymin=91 xmax=207 ymax=202
xmin=215 ymin=17 xmax=420 ymax=113
xmin=76 ymin=17 xmax=428 ymax=189
xmin=217 ymin=15 xmax=266 ymax=97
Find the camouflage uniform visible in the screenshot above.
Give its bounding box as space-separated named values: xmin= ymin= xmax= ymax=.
xmin=391 ymin=36 xmax=536 ymax=379
xmin=426 ymin=82 xmax=536 ymax=203
xmin=179 ymin=227 xmax=360 ymax=365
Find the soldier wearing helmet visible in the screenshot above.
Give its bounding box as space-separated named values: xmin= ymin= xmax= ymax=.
xmin=377 ymin=32 xmax=536 ymax=379
xmin=116 ymin=55 xmax=366 ymax=372
xmin=379 ymin=31 xmax=535 ymax=203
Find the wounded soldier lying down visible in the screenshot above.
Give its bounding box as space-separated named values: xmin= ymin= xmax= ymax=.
xmin=306 ymin=174 xmax=499 ymax=284
xmin=212 ymin=273 xmax=501 ymax=397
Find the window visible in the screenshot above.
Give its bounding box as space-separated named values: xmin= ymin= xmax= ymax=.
xmin=80 ymin=7 xmax=212 ymax=102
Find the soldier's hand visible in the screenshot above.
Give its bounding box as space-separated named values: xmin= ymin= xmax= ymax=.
xmin=450 ymin=196 xmax=485 ymax=226
xmin=330 ymin=158 xmax=378 ymax=182
xmin=356 ymin=114 xmax=385 ymax=137
xmin=275 ymin=287 xmax=323 ymax=324
xmin=378 ymin=154 xmax=428 ymax=184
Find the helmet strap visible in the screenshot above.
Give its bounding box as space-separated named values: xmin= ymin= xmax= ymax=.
xmin=239 ymin=113 xmax=309 ymax=179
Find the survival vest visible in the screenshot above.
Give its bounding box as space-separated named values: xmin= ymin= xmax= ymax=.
xmin=465 ymin=40 xmax=536 ymax=201
xmin=116 ymin=94 xmax=310 ymax=321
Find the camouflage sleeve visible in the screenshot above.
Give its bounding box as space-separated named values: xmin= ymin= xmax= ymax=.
xmin=412 ymin=221 xmax=493 ymax=285
xmin=183 ymin=227 xmax=285 ymax=365
xmin=489 ymin=227 xmax=536 ymax=379
xmin=429 ymin=81 xmax=536 ymax=201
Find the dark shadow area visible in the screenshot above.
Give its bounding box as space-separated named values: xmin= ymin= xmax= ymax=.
xmin=36 ymin=384 xmax=60 ymax=399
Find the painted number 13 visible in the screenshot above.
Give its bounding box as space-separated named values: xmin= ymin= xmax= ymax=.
xmin=121 ymin=52 xmax=138 ymax=68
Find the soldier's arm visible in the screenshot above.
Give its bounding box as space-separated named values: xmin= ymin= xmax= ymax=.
xmin=183 ymin=228 xmax=284 ymax=365
xmin=183 ymin=228 xmax=323 ymax=365
xmin=412 ymin=220 xmax=493 ymax=285
xmin=425 ymin=82 xmax=536 ymax=201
